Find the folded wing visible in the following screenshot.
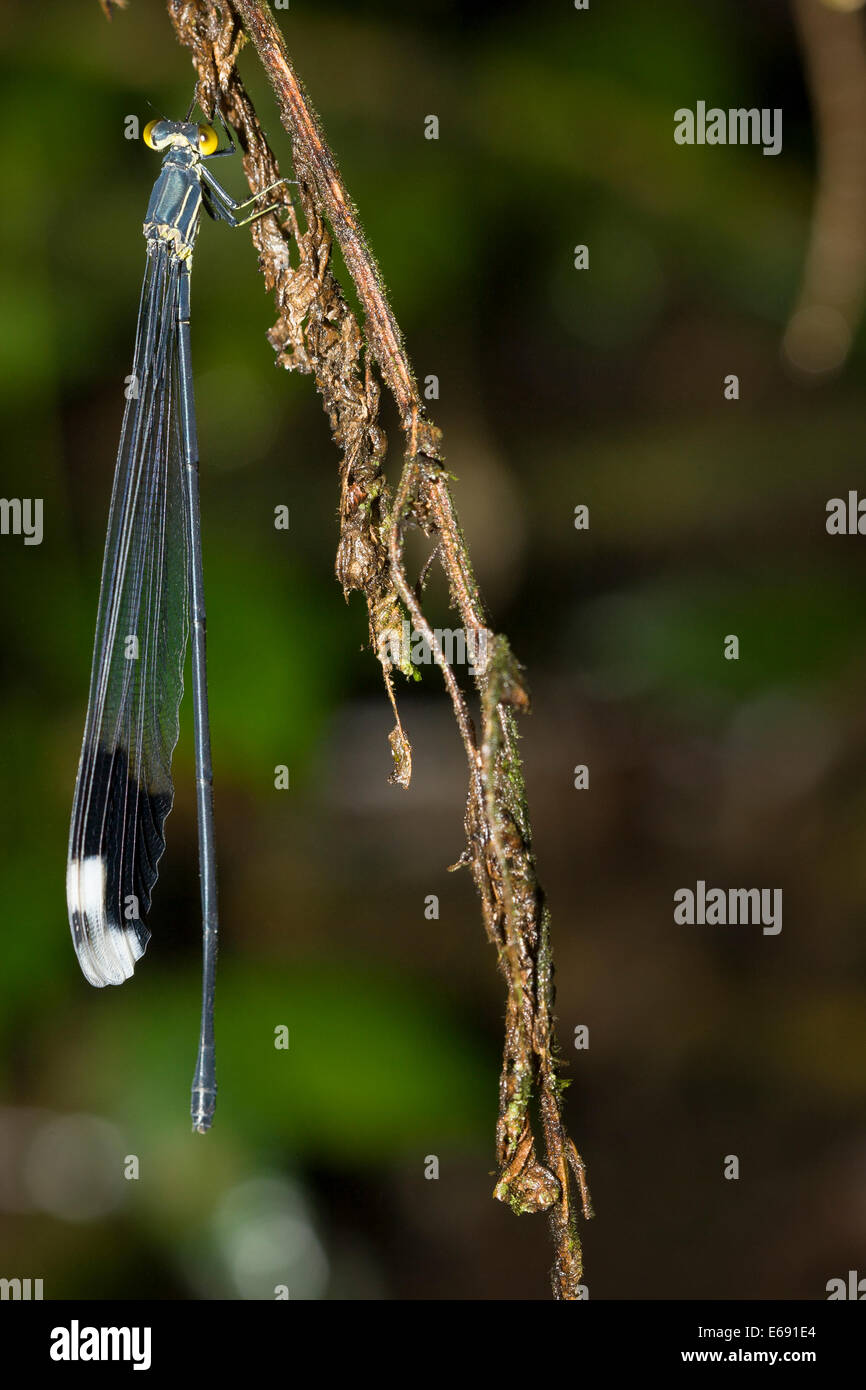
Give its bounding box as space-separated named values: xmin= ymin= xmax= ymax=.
xmin=67 ymin=246 xmax=189 ymax=987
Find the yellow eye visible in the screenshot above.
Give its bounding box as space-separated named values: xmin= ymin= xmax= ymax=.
xmin=198 ymin=124 xmax=218 ymax=156
xmin=143 ymin=119 xmax=161 ymax=150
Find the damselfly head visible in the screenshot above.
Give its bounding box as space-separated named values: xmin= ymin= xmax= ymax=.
xmin=143 ymin=119 xmax=219 ymax=157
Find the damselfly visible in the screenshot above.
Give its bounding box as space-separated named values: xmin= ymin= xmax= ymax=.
xmin=66 ymin=109 xmax=289 ymax=1133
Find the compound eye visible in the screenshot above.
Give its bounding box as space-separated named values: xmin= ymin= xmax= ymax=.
xmin=198 ymin=124 xmax=219 ymax=156
xmin=143 ymin=119 xmax=162 ymax=150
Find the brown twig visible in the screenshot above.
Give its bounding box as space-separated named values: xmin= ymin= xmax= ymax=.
xmin=785 ymin=0 xmax=866 ymax=374
xmin=159 ymin=0 xmax=591 ymax=1298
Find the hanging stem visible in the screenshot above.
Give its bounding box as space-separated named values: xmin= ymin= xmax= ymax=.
xmin=161 ymin=0 xmax=592 ymax=1298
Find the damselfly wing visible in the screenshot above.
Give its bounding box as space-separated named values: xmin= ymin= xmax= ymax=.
xmin=66 ymin=242 xmax=189 ymax=990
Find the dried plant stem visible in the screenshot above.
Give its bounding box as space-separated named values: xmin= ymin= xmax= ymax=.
xmin=786 ymin=0 xmax=866 ymax=373
xmin=163 ymin=0 xmax=591 ymax=1297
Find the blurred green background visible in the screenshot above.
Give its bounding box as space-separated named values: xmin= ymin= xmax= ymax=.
xmin=1 ymin=0 xmax=866 ymax=1299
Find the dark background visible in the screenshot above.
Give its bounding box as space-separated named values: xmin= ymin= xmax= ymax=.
xmin=1 ymin=0 xmax=865 ymax=1299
